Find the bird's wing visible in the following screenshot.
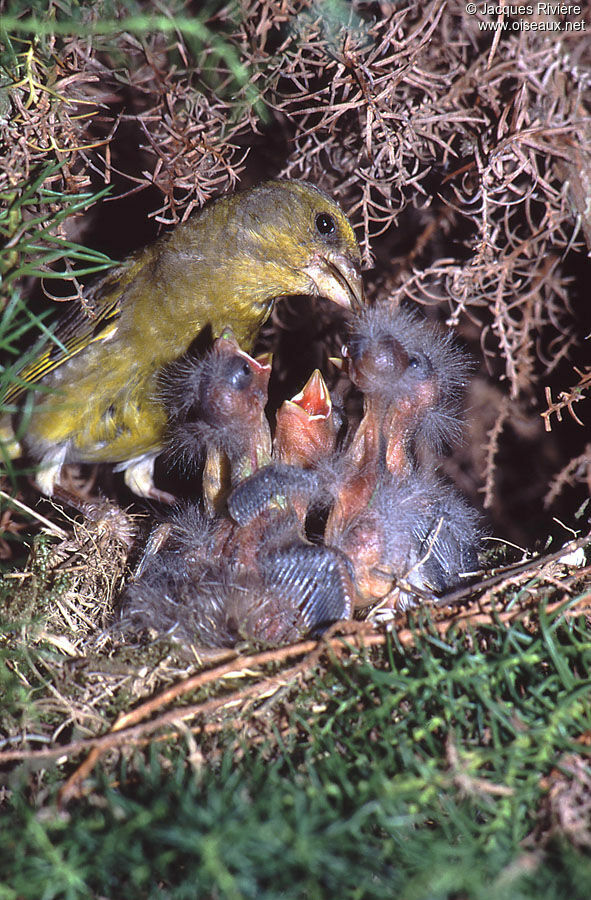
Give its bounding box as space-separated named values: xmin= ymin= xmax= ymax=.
xmin=3 ymin=298 xmax=121 ymax=404
xmin=2 ymin=257 xmax=140 ymax=405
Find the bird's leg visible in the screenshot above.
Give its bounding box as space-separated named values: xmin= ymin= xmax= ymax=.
xmin=35 ymin=443 xmax=69 ymax=497
xmin=0 ymin=417 xmax=21 ymax=460
xmin=121 ymin=453 xmax=176 ymax=504
xmin=203 ymin=447 xmax=232 ymax=516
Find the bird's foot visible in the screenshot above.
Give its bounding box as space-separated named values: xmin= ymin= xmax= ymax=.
xmin=35 ymin=444 xmax=69 ymax=497
xmin=121 ymin=454 xmax=176 ymax=504
xmin=0 ymin=417 xmax=22 ymax=461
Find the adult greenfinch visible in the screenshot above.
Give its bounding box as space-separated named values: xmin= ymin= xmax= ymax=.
xmin=0 ymin=180 xmax=363 ymax=500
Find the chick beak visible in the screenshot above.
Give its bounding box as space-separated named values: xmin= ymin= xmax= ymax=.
xmin=304 ymin=251 xmax=364 ymax=310
xmin=254 ymin=352 xmax=273 ymax=374
xmin=275 ymin=370 xmax=336 ymax=465
xmin=291 ymin=369 xmax=331 ymax=419
xmin=328 ymin=355 xmax=351 ymax=375
xmin=218 ymin=325 xmax=240 ymax=347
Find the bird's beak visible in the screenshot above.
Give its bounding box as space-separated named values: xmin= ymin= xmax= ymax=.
xmin=304 ymin=251 xmax=364 ymax=310
xmin=254 ymin=352 xmax=273 ymax=374
xmin=275 ymin=370 xmax=336 ymax=464
xmin=290 ymin=369 xmax=332 ymax=419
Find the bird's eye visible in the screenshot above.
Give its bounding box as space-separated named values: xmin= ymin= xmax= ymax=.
xmin=227 ymin=358 xmax=253 ymax=391
xmin=347 ymin=334 xmax=364 ymax=361
xmin=315 ymin=212 xmax=336 ymax=237
xmin=407 ymin=352 xmax=431 ymax=377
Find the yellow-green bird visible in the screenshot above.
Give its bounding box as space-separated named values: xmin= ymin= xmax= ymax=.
xmin=0 ymin=180 xmax=363 ymax=501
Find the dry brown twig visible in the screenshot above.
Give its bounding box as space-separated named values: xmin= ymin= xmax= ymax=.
xmin=542 ymin=368 xmax=591 ymax=432
xmin=481 ymin=396 xmax=511 ymax=509
xmin=546 ymin=443 xmax=591 ymax=508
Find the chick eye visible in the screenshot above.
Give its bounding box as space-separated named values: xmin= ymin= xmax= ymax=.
xmin=315 ymin=212 xmax=336 ymax=237
xmin=407 ymin=353 xmax=431 ymax=377
xmin=346 ymin=334 xmax=363 ymax=361
xmin=227 ymin=358 xmax=253 ymax=391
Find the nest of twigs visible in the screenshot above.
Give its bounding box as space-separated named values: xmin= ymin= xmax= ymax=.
xmin=1 ymin=489 xmax=589 ymax=804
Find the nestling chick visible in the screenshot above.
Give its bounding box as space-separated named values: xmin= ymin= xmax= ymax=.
xmin=325 ymin=302 xmax=479 ymax=608
xmin=330 ymin=470 xmax=481 ymax=610
xmin=122 ymin=553 xmax=346 ymax=648
xmin=124 ymin=359 xmax=353 ymax=647
xmin=344 ymin=302 xmax=472 ymax=477
xmin=227 ymin=369 xmax=337 ymax=527
xmin=161 ymin=327 xmax=272 ymax=513
xmin=326 ymin=302 xmax=472 ymax=533
xmin=1 ymin=180 xmax=363 ymax=501
xmin=121 ymin=503 xmax=352 ymax=647
xmin=120 ymin=535 xmax=291 ymax=649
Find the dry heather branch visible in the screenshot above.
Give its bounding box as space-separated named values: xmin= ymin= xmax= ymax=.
xmin=546 ymin=443 xmax=591 ymax=507
xmin=542 ymin=367 xmax=591 ymax=432
xmin=0 ymin=42 xmax=112 ymax=197
xmin=481 ymin=396 xmax=511 ymax=509
xmin=94 ymin=30 xmax=252 ymax=224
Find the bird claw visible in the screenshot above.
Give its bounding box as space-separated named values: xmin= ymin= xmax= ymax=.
xmin=121 ymin=454 xmax=176 ymax=504
xmin=35 ymin=444 xmax=69 ymax=497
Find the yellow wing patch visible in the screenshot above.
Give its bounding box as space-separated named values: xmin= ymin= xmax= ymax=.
xmin=2 ymin=300 xmax=120 ymax=405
